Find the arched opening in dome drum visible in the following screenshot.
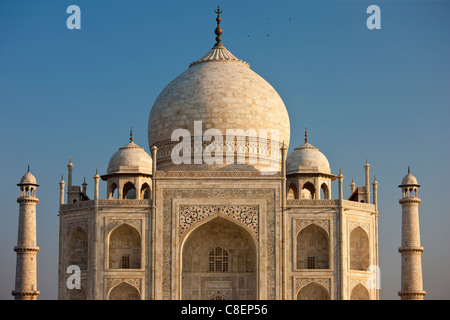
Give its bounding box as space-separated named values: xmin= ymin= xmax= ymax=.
xmin=140 ymin=183 xmax=150 ymax=199
xmin=301 ymin=182 xmax=315 ymax=199
xmin=320 ymin=183 xmax=329 ymax=200
xmin=123 ymin=182 xmax=136 ymax=199
xmin=109 ymin=183 xmax=118 ymax=199
xmin=287 ymin=184 xmax=298 ymax=200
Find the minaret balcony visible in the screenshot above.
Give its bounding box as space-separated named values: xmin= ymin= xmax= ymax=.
xmin=399 ymin=197 xmax=421 ymax=205
xmin=398 ymin=246 xmax=424 ymax=253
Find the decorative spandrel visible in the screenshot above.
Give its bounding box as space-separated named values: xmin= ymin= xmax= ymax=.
xmin=180 ymin=205 xmax=259 ymax=238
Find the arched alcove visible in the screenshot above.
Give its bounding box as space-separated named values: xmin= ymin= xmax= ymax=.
xmin=350 ymin=283 xmax=370 ymax=300
xmin=350 ymin=227 xmax=369 ymax=271
xmin=108 ymin=282 xmax=140 ymax=300
xmin=297 ymin=282 xmax=330 ymax=300
xmin=181 ymin=217 xmax=257 ymax=300
xmin=296 ymin=224 xmax=329 ymax=269
xmin=108 ymin=224 xmax=141 ymax=269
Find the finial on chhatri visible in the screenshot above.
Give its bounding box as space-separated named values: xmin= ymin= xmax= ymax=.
xmin=304 ymin=127 xmax=308 ymax=143
xmin=130 ymin=126 xmax=134 ymax=142
xmin=27 ymin=164 xmax=30 ymax=172
xmin=408 ymin=166 xmax=411 ymax=174
xmin=214 ymin=5 xmax=224 ymax=47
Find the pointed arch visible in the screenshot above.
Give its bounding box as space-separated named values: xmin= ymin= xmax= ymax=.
xmin=287 ymin=183 xmax=298 ymax=200
xmin=350 ymin=283 xmax=370 ymax=300
xmin=109 ymin=183 xmax=118 ymax=199
xmin=108 ymin=224 xmax=141 ymax=269
xmin=181 ymin=217 xmax=257 ymax=300
xmin=123 ymin=182 xmax=136 ymax=199
xmin=296 ymin=224 xmax=329 ymax=269
xmin=350 ymin=226 xmax=369 ymax=270
xmin=301 ymin=182 xmax=315 ymax=199
xmin=320 ymin=183 xmax=329 ymax=199
xmin=297 ymin=282 xmax=330 ymax=300
xmin=108 ymin=282 xmax=140 ymax=300
xmin=140 ymin=182 xmax=151 ymax=199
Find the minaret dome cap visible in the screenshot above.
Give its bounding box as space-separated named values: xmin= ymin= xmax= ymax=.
xmin=399 ymin=167 xmax=420 ymax=187
xmin=17 ymin=168 xmax=39 ymax=186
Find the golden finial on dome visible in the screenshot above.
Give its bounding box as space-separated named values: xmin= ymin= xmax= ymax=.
xmin=214 ymin=6 xmax=223 ymax=47
xmin=130 ymin=126 xmax=133 ymax=142
xmin=304 ymin=127 xmax=308 ymax=143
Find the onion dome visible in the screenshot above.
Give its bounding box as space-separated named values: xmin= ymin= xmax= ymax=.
xmin=147 ymin=7 xmax=290 ymax=172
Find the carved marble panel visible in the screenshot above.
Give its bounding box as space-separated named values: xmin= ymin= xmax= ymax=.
xmin=179 ymin=205 xmax=259 ymax=238
xmin=294 ymin=219 xmax=330 ymax=235
xmin=105 ymin=218 xmax=142 ymax=235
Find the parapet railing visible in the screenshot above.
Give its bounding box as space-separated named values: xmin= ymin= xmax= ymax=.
xmin=61 ymin=199 xmax=151 ymax=211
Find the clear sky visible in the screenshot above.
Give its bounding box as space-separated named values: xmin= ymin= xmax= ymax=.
xmin=0 ymin=0 xmax=449 ymax=300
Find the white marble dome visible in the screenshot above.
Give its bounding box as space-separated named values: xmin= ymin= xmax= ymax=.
xmin=401 ymin=171 xmax=420 ymax=186
xmin=18 ymin=170 xmax=38 ymax=186
xmin=286 ymin=141 xmax=331 ymax=175
xmin=107 ymin=140 xmax=152 ymax=175
xmin=148 ymin=45 xmax=290 ymax=171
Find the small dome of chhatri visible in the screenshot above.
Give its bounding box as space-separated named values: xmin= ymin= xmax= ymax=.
xmin=18 ymin=166 xmax=39 ymax=186
xmin=286 ymin=130 xmax=331 ymax=175
xmin=400 ymin=167 xmax=420 ymax=186
xmin=107 ymin=130 xmax=153 ymax=175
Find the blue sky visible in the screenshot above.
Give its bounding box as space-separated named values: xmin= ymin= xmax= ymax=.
xmin=0 ymin=0 xmax=449 ymax=299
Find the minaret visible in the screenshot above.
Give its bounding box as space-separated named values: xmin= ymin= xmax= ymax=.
xmin=67 ymin=157 xmax=73 ymax=188
xmin=398 ymin=167 xmax=426 ymax=300
xmin=364 ymin=158 xmax=371 ymax=203
xmin=12 ymin=167 xmax=40 ymax=300
xmin=82 ymin=177 xmax=87 ymax=194
xmin=59 ymin=175 xmax=65 ymax=205
xmin=94 ymin=169 xmax=100 ymax=200
xmin=350 ymin=178 xmax=356 ymax=194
